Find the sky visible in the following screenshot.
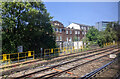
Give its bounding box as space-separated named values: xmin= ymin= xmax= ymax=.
xmin=44 ymin=2 xmax=118 ymax=27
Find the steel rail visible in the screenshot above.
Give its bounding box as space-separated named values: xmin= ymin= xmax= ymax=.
xmin=1 ymin=45 xmax=117 ymax=76
xmin=13 ymin=46 xmax=119 ymax=79
xmin=38 ymin=49 xmax=119 ymax=79
xmin=1 ymin=45 xmax=116 ymax=69
xmin=81 ymin=56 xmax=120 ymax=79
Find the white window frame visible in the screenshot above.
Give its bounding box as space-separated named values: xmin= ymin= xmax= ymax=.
xmin=60 ymin=36 xmax=62 ymax=41
xmin=56 ymin=28 xmax=58 ymax=32
xmin=66 ymin=30 xmax=68 ymax=34
xmin=60 ymin=28 xmax=62 ymax=33
xmin=75 ymin=31 xmax=77 ymax=34
xmin=81 ymin=26 xmax=83 ymax=30
xmin=78 ymin=31 xmax=80 ymax=34
xmin=66 ymin=37 xmax=68 ymax=41
xmin=70 ymin=30 xmax=72 ymax=34
xmin=78 ymin=37 xmax=80 ymax=41
xmin=56 ymin=36 xmax=59 ymax=40
xmin=82 ymin=32 xmax=84 ymax=35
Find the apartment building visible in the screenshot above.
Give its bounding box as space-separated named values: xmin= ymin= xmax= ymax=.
xmin=95 ymin=21 xmax=110 ymax=31
xmin=66 ymin=23 xmax=90 ymax=39
xmin=51 ymin=21 xmax=91 ymax=44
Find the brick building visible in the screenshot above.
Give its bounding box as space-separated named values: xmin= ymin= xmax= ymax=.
xmin=51 ymin=21 xmax=91 ymax=47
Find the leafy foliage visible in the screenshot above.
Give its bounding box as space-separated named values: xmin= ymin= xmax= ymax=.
xmin=2 ymin=2 xmax=56 ymax=54
xmin=85 ymin=23 xmax=119 ymax=48
xmin=86 ymin=26 xmax=99 ymax=42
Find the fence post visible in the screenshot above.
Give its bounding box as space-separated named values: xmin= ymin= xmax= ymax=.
xmin=9 ymin=54 xmax=10 ymax=64
xmin=44 ymin=49 xmax=45 ymax=60
xmin=33 ymin=51 xmax=35 ymax=60
xmin=25 ymin=52 xmax=26 ymax=61
xmin=54 ymin=48 xmax=55 ymax=57
xmin=18 ymin=53 xmax=19 ymax=63
xmin=41 ymin=48 xmax=43 ymax=59
xmin=49 ymin=49 xmax=50 ymax=59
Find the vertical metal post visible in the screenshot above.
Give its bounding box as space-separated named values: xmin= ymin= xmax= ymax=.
xmin=73 ymin=47 xmax=74 ymax=53
xmin=18 ymin=53 xmax=19 ymax=63
xmin=25 ymin=52 xmax=26 ymax=61
xmin=9 ymin=54 xmax=10 ymax=64
xmin=41 ymin=48 xmax=43 ymax=59
xmin=44 ymin=49 xmax=45 ymax=60
xmin=64 ymin=47 xmax=66 ymax=55
xmin=49 ymin=49 xmax=50 ymax=59
xmin=33 ymin=51 xmax=34 ymax=59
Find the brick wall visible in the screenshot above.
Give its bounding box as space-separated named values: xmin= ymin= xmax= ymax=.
xmin=51 ymin=21 xmax=90 ymax=43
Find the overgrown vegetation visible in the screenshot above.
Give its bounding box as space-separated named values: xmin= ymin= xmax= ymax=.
xmin=1 ymin=2 xmax=56 ymax=54
xmin=84 ymin=22 xmax=120 ymax=48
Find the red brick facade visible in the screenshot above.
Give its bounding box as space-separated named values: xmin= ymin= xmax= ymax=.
xmin=51 ymin=21 xmax=90 ymax=42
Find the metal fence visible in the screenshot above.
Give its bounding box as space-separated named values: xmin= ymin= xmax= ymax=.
xmin=0 ymin=42 xmax=118 ymax=66
xmin=0 ymin=51 xmax=34 ymax=65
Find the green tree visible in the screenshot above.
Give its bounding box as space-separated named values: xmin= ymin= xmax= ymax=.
xmin=2 ymin=2 xmax=56 ymax=54
xmin=86 ymin=26 xmax=99 ymax=42
xmin=104 ymin=22 xmax=118 ymax=42
xmin=97 ymin=31 xmax=106 ymax=47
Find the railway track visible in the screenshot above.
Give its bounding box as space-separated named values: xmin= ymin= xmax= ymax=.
xmin=33 ymin=48 xmax=119 ymax=79
xmin=3 ymin=45 xmax=119 ymax=79
xmin=1 ymin=45 xmax=117 ymax=76
xmin=0 ymin=45 xmax=114 ymax=70
xmin=81 ymin=55 xmax=120 ymax=79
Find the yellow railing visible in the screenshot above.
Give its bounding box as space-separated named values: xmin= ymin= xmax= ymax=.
xmin=103 ymin=42 xmax=116 ymax=47
xmin=43 ymin=46 xmax=84 ymax=60
xmin=0 ymin=51 xmax=34 ymax=65
xmin=1 ymin=42 xmax=118 ymax=65
xmin=44 ymin=42 xmax=116 ymax=60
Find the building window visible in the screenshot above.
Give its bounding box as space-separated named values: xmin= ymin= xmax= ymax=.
xmin=56 ymin=28 xmax=58 ymax=32
xmin=56 ymin=36 xmax=59 ymax=40
xmin=75 ymin=31 xmax=77 ymax=34
xmin=78 ymin=31 xmax=80 ymax=34
xmin=81 ymin=27 xmax=83 ymax=30
xmin=60 ymin=36 xmax=62 ymax=41
xmin=54 ymin=23 xmax=59 ymax=26
xmin=70 ymin=37 xmax=72 ymax=41
xmin=53 ymin=28 xmax=55 ymax=31
xmin=66 ymin=37 xmax=68 ymax=41
xmin=82 ymin=32 xmax=84 ymax=35
xmin=70 ymin=30 xmax=72 ymax=34
xmin=78 ymin=37 xmax=80 ymax=41
xmin=59 ymin=29 xmax=62 ymax=33
xmin=84 ymin=27 xmax=86 ymax=30
xmin=66 ymin=30 xmax=68 ymax=34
